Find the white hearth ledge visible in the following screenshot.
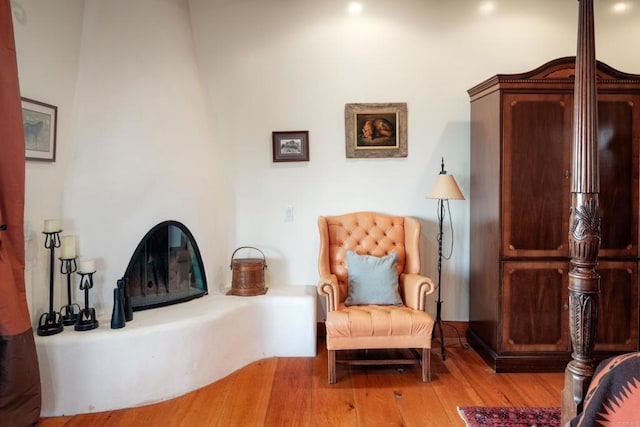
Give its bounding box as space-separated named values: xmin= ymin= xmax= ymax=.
xmin=34 ymin=285 xmax=317 ymax=417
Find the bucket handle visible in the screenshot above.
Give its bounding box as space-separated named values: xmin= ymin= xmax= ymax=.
xmin=229 ymin=246 xmax=267 ymax=269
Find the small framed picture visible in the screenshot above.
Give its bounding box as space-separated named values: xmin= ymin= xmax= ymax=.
xmin=22 ymin=97 xmax=58 ymax=162
xmin=345 ymin=102 xmax=407 ymax=158
xmin=272 ymin=131 xmax=309 ymax=162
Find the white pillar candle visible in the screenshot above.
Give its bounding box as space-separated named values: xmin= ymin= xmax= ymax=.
xmin=60 ymin=235 xmax=77 ymax=259
xmin=44 ymin=219 xmax=60 ymax=232
xmin=79 ymin=259 xmax=95 ymax=274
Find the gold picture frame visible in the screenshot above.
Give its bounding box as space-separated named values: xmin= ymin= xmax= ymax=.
xmin=345 ymin=102 xmax=407 ymax=158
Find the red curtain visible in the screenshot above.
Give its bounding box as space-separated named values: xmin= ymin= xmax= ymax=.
xmin=0 ymin=0 xmax=42 ymax=425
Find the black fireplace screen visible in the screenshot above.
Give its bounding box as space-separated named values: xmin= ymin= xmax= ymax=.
xmin=123 ymin=220 xmax=207 ymax=311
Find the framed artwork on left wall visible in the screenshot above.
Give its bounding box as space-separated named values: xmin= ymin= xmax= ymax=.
xmin=22 ymin=97 xmax=57 ymax=162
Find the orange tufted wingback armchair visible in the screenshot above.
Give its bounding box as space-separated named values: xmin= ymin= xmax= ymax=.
xmin=317 ymin=212 xmax=436 ymax=383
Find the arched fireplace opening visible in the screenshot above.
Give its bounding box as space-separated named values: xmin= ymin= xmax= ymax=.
xmin=123 ymin=220 xmax=207 ymax=311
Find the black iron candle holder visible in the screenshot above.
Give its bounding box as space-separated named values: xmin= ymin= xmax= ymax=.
xmin=60 ymin=258 xmax=81 ymax=326
xmin=75 ymin=271 xmax=99 ymax=331
xmin=37 ymin=231 xmax=64 ymax=336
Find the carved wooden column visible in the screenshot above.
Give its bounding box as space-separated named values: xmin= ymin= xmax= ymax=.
xmin=561 ymin=0 xmax=600 ymax=424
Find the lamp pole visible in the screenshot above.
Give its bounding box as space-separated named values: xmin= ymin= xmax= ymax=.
xmin=434 ymin=194 xmax=446 ymax=360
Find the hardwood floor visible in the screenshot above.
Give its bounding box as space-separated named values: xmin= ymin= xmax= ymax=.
xmin=38 ymin=335 xmax=564 ymax=426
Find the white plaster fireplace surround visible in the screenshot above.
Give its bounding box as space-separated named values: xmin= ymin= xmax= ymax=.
xmin=57 ymin=0 xmax=231 ymax=325
xmin=35 ymin=285 xmax=316 ymax=416
xmin=34 ymin=221 xmax=316 ymax=416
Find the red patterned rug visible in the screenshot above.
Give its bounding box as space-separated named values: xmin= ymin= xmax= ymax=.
xmin=457 ymin=406 xmax=561 ymax=427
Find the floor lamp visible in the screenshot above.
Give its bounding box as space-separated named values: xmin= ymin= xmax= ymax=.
xmin=426 ymin=157 xmax=465 ymax=360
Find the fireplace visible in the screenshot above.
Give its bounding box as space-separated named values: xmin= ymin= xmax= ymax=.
xmin=123 ymin=220 xmax=207 ymax=311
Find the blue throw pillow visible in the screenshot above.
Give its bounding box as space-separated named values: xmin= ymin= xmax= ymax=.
xmin=344 ymin=251 xmax=402 ymax=306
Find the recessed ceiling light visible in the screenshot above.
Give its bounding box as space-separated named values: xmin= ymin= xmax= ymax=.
xmin=612 ymin=2 xmax=630 ymax=14
xmin=478 ymin=1 xmax=496 ymax=15
xmin=347 ymin=2 xmax=363 ymax=15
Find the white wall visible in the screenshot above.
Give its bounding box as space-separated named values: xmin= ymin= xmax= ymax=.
xmin=188 ymin=0 xmax=640 ymax=320
xmin=13 ymin=0 xmax=640 ymax=323
xmin=12 ymin=0 xmax=85 ymax=325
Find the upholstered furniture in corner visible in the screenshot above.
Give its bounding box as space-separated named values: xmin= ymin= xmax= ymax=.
xmin=316 ymin=212 xmax=436 ymax=384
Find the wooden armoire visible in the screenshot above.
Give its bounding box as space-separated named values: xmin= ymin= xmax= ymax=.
xmin=467 ymin=57 xmax=640 ymax=372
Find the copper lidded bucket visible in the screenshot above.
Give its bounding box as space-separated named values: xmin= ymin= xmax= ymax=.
xmin=227 ymin=246 xmax=268 ymax=296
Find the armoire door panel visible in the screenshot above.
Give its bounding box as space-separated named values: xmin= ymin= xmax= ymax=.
xmin=502 ymin=94 xmax=572 ymax=258
xmin=594 ymin=261 xmax=638 ymax=352
xmin=598 ymin=95 xmax=640 ymax=257
xmin=501 ymin=262 xmax=570 ymax=353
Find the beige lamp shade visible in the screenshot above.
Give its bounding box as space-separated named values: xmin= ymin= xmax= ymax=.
xmin=426 ymin=174 xmax=465 ymax=200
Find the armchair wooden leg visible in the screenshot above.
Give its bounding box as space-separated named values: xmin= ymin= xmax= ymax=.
xmin=422 ymin=348 xmax=431 ymax=382
xmin=328 ymin=349 xmax=336 ymax=384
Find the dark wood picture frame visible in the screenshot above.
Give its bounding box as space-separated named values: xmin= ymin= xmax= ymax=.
xmin=345 ymin=102 xmax=408 ymax=158
xmin=22 ymin=97 xmax=58 ymax=162
xmin=272 ymin=131 xmax=309 ymax=162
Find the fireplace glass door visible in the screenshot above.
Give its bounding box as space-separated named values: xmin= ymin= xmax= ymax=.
xmin=124 ymin=220 xmax=207 ymax=311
